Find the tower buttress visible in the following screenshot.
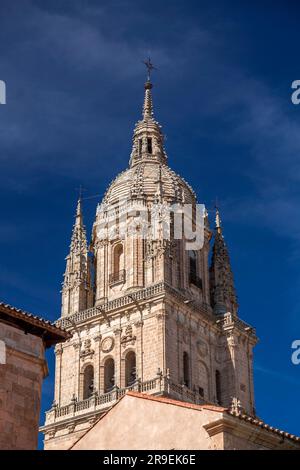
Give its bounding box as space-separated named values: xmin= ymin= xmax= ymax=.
xmin=61 ymin=198 xmax=94 ymax=316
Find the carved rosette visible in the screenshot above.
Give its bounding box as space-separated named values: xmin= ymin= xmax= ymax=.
xmin=101 ymin=336 xmax=115 ymax=353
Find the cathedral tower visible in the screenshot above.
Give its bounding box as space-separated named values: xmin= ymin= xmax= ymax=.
xmin=41 ymin=71 xmax=257 ymax=450
xmin=61 ymin=198 xmax=94 ymax=316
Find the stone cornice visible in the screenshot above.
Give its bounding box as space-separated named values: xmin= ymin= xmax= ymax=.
xmin=204 ymin=413 xmax=300 ymax=449
xmin=57 ymin=283 xmax=166 ymax=329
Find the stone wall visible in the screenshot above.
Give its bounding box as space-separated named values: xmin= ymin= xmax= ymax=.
xmin=53 ymin=299 xmax=165 ymax=408
xmin=0 ymin=323 xmax=47 ymax=450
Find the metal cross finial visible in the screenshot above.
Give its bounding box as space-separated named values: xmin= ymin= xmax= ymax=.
xmin=143 ymin=57 xmax=156 ymax=81
xmin=75 ymin=185 xmax=87 ymax=200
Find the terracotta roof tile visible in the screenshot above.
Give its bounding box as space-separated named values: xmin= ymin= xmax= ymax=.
xmin=0 ymin=301 xmax=71 ymax=347
xmin=126 ymin=391 xmax=226 ymax=412
xmin=228 ymin=411 xmax=300 ymax=443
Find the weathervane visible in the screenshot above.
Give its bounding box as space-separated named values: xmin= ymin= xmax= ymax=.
xmin=143 ymin=57 xmax=156 ymax=81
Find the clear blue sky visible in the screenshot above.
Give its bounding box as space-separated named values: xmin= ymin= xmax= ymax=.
xmin=0 ymin=0 xmax=300 ymax=448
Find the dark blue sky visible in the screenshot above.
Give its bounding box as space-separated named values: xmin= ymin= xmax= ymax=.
xmin=1 ymin=0 xmax=300 ymax=447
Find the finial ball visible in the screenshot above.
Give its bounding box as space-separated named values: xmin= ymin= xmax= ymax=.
xmin=144 ymin=81 xmax=153 ymax=90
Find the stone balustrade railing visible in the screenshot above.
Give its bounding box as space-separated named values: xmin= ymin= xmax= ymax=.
xmin=56 ymin=281 xmax=214 ymax=330
xmin=56 ymin=282 xmax=165 ymax=329
xmin=44 ymin=375 xmax=208 ymax=426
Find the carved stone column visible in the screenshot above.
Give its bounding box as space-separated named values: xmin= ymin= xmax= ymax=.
xmin=93 ymin=334 xmax=102 ymax=393
xmin=95 ymin=240 xmax=108 ymax=304
xmin=73 ymin=341 xmax=81 ymax=399
xmin=134 ymin=319 xmax=144 ymax=382
xmin=156 ymin=305 xmax=166 ymax=376
xmin=113 ymin=328 xmax=122 ymax=388
xmin=226 ymin=330 xmax=239 ymax=405
xmin=54 ymin=344 xmax=63 ymax=406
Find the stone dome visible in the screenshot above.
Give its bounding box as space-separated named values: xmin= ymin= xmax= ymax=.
xmin=98 ymin=79 xmax=197 ymax=211
xmin=101 ymin=161 xmax=196 ymax=207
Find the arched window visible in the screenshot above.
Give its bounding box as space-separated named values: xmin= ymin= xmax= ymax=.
xmin=125 ymin=351 xmax=136 ymax=387
xmin=83 ymin=365 xmax=94 ymax=400
xmin=183 ymin=351 xmax=190 ymax=388
xmin=104 ymin=358 xmax=115 ymax=393
xmin=189 ymin=250 xmax=202 ymax=288
xmin=114 ymin=244 xmax=124 ymax=273
xmin=110 ymin=244 xmax=125 ymax=285
xmin=138 ymin=138 xmax=142 ymax=157
xmin=216 ymin=370 xmax=222 ymax=404
xmin=147 ymin=137 xmax=152 ymax=154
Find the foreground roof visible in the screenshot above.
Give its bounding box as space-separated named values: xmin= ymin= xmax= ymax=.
xmin=70 ymin=391 xmax=300 ymax=449
xmin=126 ymin=392 xmax=300 ymax=442
xmin=0 ymin=302 xmax=71 ymax=348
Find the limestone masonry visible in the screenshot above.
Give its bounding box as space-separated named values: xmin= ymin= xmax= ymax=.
xmin=0 ymin=302 xmax=69 ymax=449
xmin=40 ymin=75 xmax=300 ymax=450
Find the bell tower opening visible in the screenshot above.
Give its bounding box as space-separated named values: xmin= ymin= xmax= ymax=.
xmin=147 ymin=137 xmax=152 ymax=154
xmin=82 ymin=365 xmax=94 ymax=400
xmin=104 ymin=358 xmax=115 ymax=393
xmin=125 ymin=351 xmax=136 ymax=387
xmin=183 ymin=351 xmax=190 ymax=388
xmin=216 ymin=370 xmax=222 ymax=404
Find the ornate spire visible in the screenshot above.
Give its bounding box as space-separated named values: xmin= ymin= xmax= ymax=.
xmin=142 ymin=57 xmax=155 ymax=119
xmin=143 ymin=80 xmax=154 ymax=119
xmin=129 ymin=61 xmax=167 ymax=167
xmin=61 ymin=198 xmax=94 ymax=317
xmin=215 ymin=207 xmax=222 ymax=234
xmin=209 ymin=208 xmax=238 ymax=316
xmin=69 ymin=197 xmax=88 ymax=256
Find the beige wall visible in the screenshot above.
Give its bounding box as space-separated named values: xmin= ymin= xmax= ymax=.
xmin=0 ymin=322 xmax=47 ymax=450
xmin=71 ymin=394 xmax=300 ymax=451
xmin=72 ymin=394 xmax=222 ymax=450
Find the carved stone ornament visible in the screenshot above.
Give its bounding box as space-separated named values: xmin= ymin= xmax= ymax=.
xmin=67 ymin=423 xmax=76 ymax=434
xmin=120 ymin=324 xmax=136 ymax=348
xmin=80 ymin=338 xmax=94 ymax=358
xmin=93 ymin=334 xmax=102 ymax=343
xmin=197 ymin=339 xmax=208 ymax=357
xmin=101 ymin=336 xmax=115 ymax=353
xmin=47 ymin=429 xmax=56 ymax=439
xmin=230 ymin=397 xmax=243 ymax=415
xmin=88 ymin=416 xmax=98 ymax=426
xmin=54 ymin=344 xmax=63 ymax=356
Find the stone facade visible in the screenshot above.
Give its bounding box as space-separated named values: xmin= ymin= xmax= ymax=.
xmin=41 ymin=76 xmax=258 ymax=450
xmin=0 ymin=302 xmax=69 ymax=450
